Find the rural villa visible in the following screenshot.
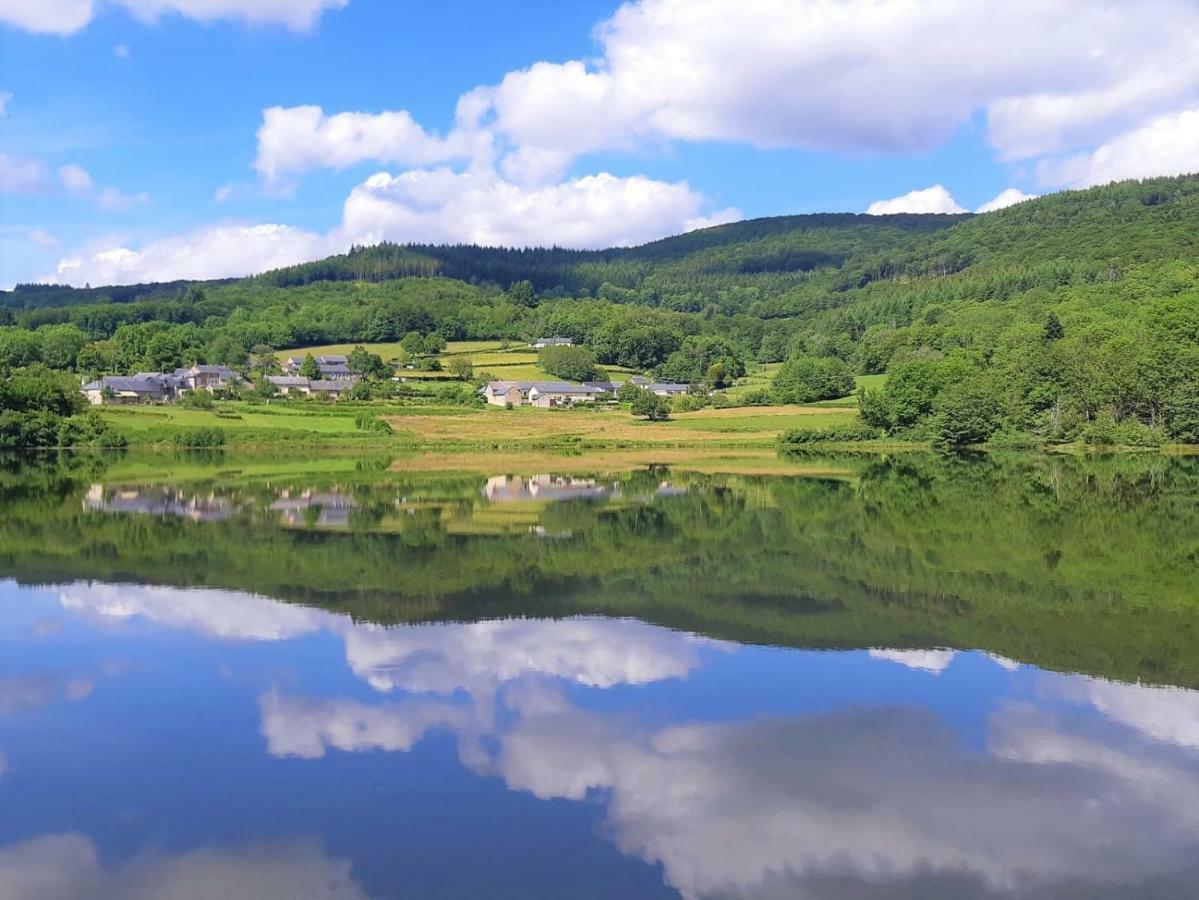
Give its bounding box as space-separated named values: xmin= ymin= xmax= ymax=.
xmin=81 ymin=365 xmax=244 ymax=405
xmin=480 ymin=378 xmax=691 ymax=407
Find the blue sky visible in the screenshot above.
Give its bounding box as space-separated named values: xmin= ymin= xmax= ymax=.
xmin=2 ymin=0 xmax=1197 ymax=287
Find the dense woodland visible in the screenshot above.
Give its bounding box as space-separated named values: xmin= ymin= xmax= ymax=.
xmin=2 ymin=174 xmax=1198 ymax=445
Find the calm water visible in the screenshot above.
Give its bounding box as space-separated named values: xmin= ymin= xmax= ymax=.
xmin=1 ymin=452 xmax=1198 ymax=898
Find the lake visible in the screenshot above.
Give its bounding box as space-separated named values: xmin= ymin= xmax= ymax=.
xmin=1 ymin=451 xmax=1198 ymax=898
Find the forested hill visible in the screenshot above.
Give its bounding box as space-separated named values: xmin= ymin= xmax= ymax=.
xmin=3 ymin=174 xmax=1198 ymax=445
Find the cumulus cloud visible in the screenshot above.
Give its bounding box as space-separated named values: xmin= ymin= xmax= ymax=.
xmin=340 ymin=167 xmax=738 ymax=250
xmin=58 ymin=164 xmax=94 ymax=195
xmin=46 ymin=166 xmax=737 ymax=285
xmin=975 ymin=187 xmax=1038 ymax=213
xmin=373 ymin=0 xmax=1199 ymax=180
xmin=254 ymin=105 xmax=476 ymax=183
xmin=58 ymin=583 xmax=331 ymax=641
xmin=1035 ymin=106 xmax=1199 ymax=189
xmin=0 ymin=0 xmax=346 ymax=35
xmin=868 ymin=647 xmax=958 ymax=674
xmin=0 ymin=833 xmax=368 ymax=900
xmin=50 ymin=223 xmax=333 ymax=285
xmin=866 ymin=185 xmax=966 ymax=215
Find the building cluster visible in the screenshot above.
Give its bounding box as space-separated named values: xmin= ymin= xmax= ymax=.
xmin=480 ymin=375 xmax=691 ymax=408
xmin=281 ymin=354 xmax=354 ymax=378
xmin=264 ymin=354 xmax=362 ymax=399
xmin=81 ymin=365 xmax=243 ymax=405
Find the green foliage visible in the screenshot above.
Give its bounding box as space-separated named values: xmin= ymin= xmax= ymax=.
xmin=354 ymin=412 xmax=394 ymax=433
xmin=538 ymin=344 xmax=600 ymax=381
xmin=172 ymin=427 xmax=227 ymax=448
xmin=631 ymin=389 xmax=672 ymax=420
xmin=507 ymin=279 xmax=538 ymax=307
xmin=347 ymin=345 xmax=390 ymax=378
xmin=447 ymin=356 xmax=474 ymax=381
xmin=299 ymin=354 xmax=321 ymax=380
xmin=779 ymin=421 xmax=880 ymax=445
xmin=933 ymin=376 xmax=1005 ymax=446
xmin=773 ymin=355 xmax=854 ymax=404
xmin=656 ymin=336 xmax=746 ymax=385
xmin=178 ymin=391 xmax=215 ymax=410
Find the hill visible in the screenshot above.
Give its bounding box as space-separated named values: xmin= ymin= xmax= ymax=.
xmin=2 ymin=173 xmax=1198 ymax=445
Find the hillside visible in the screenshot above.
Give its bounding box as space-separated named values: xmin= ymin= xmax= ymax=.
xmin=2 ymin=173 xmax=1198 ymax=446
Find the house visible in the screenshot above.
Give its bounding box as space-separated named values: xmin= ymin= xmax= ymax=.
xmin=282 ymin=354 xmax=354 ymax=378
xmin=629 ymin=376 xmax=650 ymax=386
xmin=583 ymin=381 xmax=619 ymax=393
xmin=648 ymin=382 xmax=691 ymax=397
xmin=482 ymin=382 xmax=525 ymax=407
xmin=265 ymin=376 xmax=313 ymax=396
xmin=172 ymin=364 xmax=243 ymax=392
xmin=81 ymin=373 xmax=180 ymax=405
xmin=528 ymin=383 xmax=607 ymax=407
xmin=306 ymin=378 xmax=357 ymax=400
xmin=531 ymin=337 xmax=574 ymax=349
xmin=479 ymin=380 xmax=606 ymax=407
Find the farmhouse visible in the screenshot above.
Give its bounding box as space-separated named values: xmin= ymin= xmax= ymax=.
xmin=531 ymin=337 xmax=574 ymax=349
xmin=173 ymin=364 xmax=242 ymax=391
xmin=282 ymin=354 xmax=355 ymax=378
xmin=81 ymin=374 xmax=179 ymax=405
xmin=480 ymin=380 xmax=607 ymax=407
xmin=648 ymin=382 xmax=691 ymax=397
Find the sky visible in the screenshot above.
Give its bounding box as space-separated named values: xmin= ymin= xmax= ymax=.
xmin=1 ymin=0 xmax=1198 ymax=289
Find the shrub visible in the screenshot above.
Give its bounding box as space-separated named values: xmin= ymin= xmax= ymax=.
xmin=631 ymin=390 xmax=671 ymax=420
xmin=539 ymin=345 xmax=599 ymax=381
xmin=172 ymin=427 xmax=226 ymax=448
xmin=355 ymin=413 xmax=394 ymax=434
xmin=933 ymin=377 xmax=1004 ymax=447
xmin=779 ymin=421 xmax=880 ymax=446
xmin=773 ymin=356 xmax=854 ymax=404
xmin=179 ymin=390 xmax=215 ymax=410
xmin=740 ymin=388 xmax=775 ymax=406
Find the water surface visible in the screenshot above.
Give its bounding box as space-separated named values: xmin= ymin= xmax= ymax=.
xmin=1 ymin=452 xmax=1197 ymax=898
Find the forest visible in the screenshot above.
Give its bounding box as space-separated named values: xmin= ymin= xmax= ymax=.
xmin=2 ymin=173 xmax=1198 ymax=446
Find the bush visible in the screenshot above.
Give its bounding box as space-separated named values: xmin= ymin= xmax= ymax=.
xmin=631 ymin=390 xmax=671 ymax=420
xmin=355 ymin=412 xmax=394 ymax=434
xmin=779 ymin=421 xmax=880 ymax=446
xmin=773 ymin=356 xmax=854 ymax=404
xmin=172 ymin=427 xmax=226 ymax=448
xmin=671 ymin=394 xmax=709 ymax=413
xmin=933 ymin=377 xmax=1004 ymax=447
xmin=539 ymin=345 xmax=599 ymax=381
xmin=740 ymin=388 xmax=775 ymax=406
xmin=179 ymin=390 xmax=215 ymax=410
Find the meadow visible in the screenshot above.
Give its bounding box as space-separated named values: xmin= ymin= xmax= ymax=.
xmin=98 ymin=398 xmax=862 ymax=450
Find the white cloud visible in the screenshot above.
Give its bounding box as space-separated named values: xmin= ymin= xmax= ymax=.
xmin=0 ymin=833 xmax=368 ymax=900
xmin=260 ymin=691 xmax=469 ymax=759
xmin=58 ymin=164 xmax=94 ymax=195
xmin=58 ymin=583 xmax=331 ymax=641
xmin=975 ymin=187 xmax=1038 ymax=213
xmin=51 ymin=223 xmax=332 ymax=285
xmin=254 ymin=105 xmax=477 ymax=183
xmin=0 ymin=0 xmax=93 ymax=35
xmin=28 ymin=229 xmax=61 ymax=249
xmin=0 ymin=0 xmax=346 ymax=35
xmin=868 ymin=647 xmax=958 ymax=674
xmin=452 ymin=0 xmax=1199 ymax=175
xmin=113 ymin=43 xmax=130 ymax=59
xmin=46 ymin=166 xmax=738 ymax=285
xmin=213 ymin=183 xmax=234 ymax=203
xmin=0 ymin=154 xmax=52 ymax=194
xmin=1035 ymin=106 xmax=1199 ymax=189
xmin=340 ymin=167 xmax=738 ymax=250
xmin=96 ymin=186 xmax=150 ymax=211
xmin=1044 ymin=674 xmax=1199 ymax=750
xmin=866 ymin=184 xmax=966 ymax=215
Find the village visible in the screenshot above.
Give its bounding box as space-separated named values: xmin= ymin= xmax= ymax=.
xmin=79 ymin=340 xmax=695 ymax=408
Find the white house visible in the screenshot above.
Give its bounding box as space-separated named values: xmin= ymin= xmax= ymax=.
xmin=531 ymin=337 xmax=574 ymax=349
xmin=480 ymin=380 xmax=606 ymax=407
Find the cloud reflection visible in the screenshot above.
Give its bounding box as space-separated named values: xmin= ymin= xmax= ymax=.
xmin=0 ymin=833 xmax=368 ymax=900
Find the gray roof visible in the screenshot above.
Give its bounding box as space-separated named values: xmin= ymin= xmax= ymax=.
xmin=583 ymin=381 xmax=619 ymax=391
xmin=649 ymin=383 xmax=690 ymax=392
xmin=533 ymin=337 xmax=573 ymax=344
xmin=529 ymin=382 xmax=606 ymax=395
xmin=84 ymin=375 xmax=171 ymax=395
xmin=307 ymin=378 xmax=357 ymax=392
xmin=266 ymin=376 xmax=311 ymax=387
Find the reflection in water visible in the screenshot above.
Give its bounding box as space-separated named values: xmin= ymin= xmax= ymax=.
xmin=2 ymin=580 xmax=1196 ymax=898
xmin=0 ymin=834 xmax=367 ymax=900
xmin=83 ymin=485 xmax=234 ymax=522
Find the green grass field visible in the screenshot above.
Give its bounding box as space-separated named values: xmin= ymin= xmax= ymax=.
xmin=278 ymin=340 xmax=643 ymax=383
